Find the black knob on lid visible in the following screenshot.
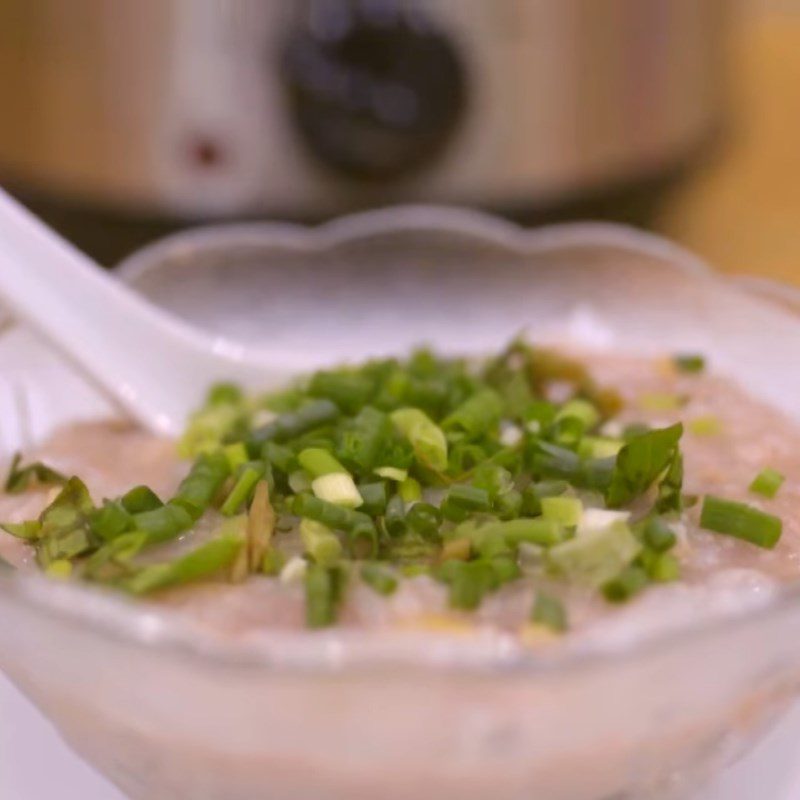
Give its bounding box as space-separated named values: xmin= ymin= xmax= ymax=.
xmin=281 ymin=0 xmax=467 ymax=181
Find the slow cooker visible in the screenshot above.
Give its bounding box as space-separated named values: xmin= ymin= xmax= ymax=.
xmin=0 ymin=0 xmax=729 ymax=261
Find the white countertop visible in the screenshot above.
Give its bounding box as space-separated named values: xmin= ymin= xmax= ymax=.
xmin=2 ymin=672 xmax=800 ymax=800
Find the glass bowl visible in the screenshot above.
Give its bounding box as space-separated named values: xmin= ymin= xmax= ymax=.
xmin=2 ymin=208 xmax=800 ymax=800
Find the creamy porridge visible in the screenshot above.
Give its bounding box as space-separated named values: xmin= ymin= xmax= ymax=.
xmin=0 ymin=341 xmax=794 ymax=648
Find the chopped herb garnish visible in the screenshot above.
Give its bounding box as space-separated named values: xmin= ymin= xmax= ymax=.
xmin=673 ymin=354 xmax=705 ymax=374
xmin=4 ymin=453 xmax=67 ymax=494
xmin=749 ymin=468 xmax=785 ymax=499
xmin=699 ymin=495 xmax=782 ymax=549
xmin=4 ymin=337 xmax=761 ymax=632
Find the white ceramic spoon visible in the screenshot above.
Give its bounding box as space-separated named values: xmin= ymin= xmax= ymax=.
xmin=0 ymin=187 xmax=281 ymax=436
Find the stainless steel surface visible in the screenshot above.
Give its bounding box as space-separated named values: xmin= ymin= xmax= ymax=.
xmin=0 ymin=0 xmax=728 ymax=220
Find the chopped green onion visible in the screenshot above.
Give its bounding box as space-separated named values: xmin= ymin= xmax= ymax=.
xmin=305 ymin=564 xmax=346 ymax=628
xmin=405 ymin=502 xmax=442 ymax=540
xmin=399 ymin=476 xmax=422 ymax=503
xmin=45 ymin=559 xmax=72 ymax=580
xmin=360 ymin=563 xmax=398 ymax=596
xmin=221 ymin=463 xmax=264 ymax=516
xmin=223 ymin=442 xmax=249 ymax=471
xmin=749 ymin=468 xmax=785 ymax=499
xmin=555 ymin=399 xmax=599 ymax=431
xmin=440 ymin=537 xmax=471 ymax=561
xmin=606 ymin=423 xmax=683 ymax=508
xmin=638 ymin=393 xmax=686 ymax=412
xmin=300 ymin=518 xmax=343 ymax=566
xmin=548 ymin=521 xmax=641 ymax=588
xmin=308 ymin=370 xmax=374 ymax=414
xmin=602 ymin=566 xmax=649 ymax=603
xmin=688 ymin=416 xmax=721 ymax=436
xmin=357 ymin=482 xmax=388 ymax=516
xmin=390 ymin=408 xmax=448 ymax=471
xmin=384 ymin=494 xmax=407 ymax=537
xmin=248 ymin=399 xmax=339 ymax=451
xmin=531 ymin=592 xmax=568 ymax=632
xmin=123 ymin=535 xmax=244 ymax=595
xmin=120 ymin=485 xmax=163 ymax=514
xmin=699 ymin=495 xmax=782 ymax=549
xmin=288 ymin=470 xmax=312 ymax=494
xmin=442 ymin=389 xmax=503 ymax=438
xmin=132 ymin=502 xmax=193 ymax=545
xmin=172 ymin=451 xmax=230 ymax=519
xmin=643 ymin=517 xmax=677 ymax=552
xmin=291 ymin=493 xmax=372 ymax=533
xmin=89 ymin=500 xmax=133 ymax=541
xmin=4 ymin=453 xmax=67 ymax=494
xmin=541 ymin=496 xmax=583 ymax=527
xmin=261 ymin=548 xmax=286 ymax=576
xmin=443 ymin=485 xmax=491 ymax=515
xmin=311 ymin=473 xmax=363 ymax=508
xmin=297 ymin=447 xmax=347 ymax=478
xmin=375 ymin=466 xmax=407 ymax=482
xmin=673 ymin=353 xmax=705 ymax=373
xmin=641 ymin=550 xmax=681 ymax=582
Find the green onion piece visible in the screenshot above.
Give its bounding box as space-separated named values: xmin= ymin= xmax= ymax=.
xmin=31 ymin=477 xmax=95 ymax=566
xmin=1 ymin=520 xmax=41 ymax=540
xmin=375 ymin=466 xmax=408 ymax=482
xmin=577 ymin=436 xmax=624 ymax=460
xmin=442 ymin=389 xmax=503 ymax=438
xmin=348 ymin=520 xmax=378 ymax=559
xmin=179 ymin=388 xmax=248 ymax=458
xmin=172 ymin=451 xmax=231 ymax=519
xmin=641 ymin=550 xmax=681 ymax=582
xmin=548 ymin=521 xmax=641 ymax=588
xmin=442 ymin=560 xmax=497 ymax=610
xmin=643 ymin=517 xmax=677 ymax=552
xmin=221 ymin=463 xmax=263 ymax=516
xmin=441 ymin=537 xmax=471 ymax=561
xmin=45 ymin=559 xmax=72 ymax=580
xmin=248 ymin=399 xmax=339 ymax=451
xmin=390 ymin=408 xmax=448 ymax=471
xmin=602 ymin=566 xmax=649 ymax=603
xmin=4 ymin=453 xmax=67 ymax=494
xmin=261 ymin=548 xmax=286 ymax=576
xmin=530 ymin=441 xmax=583 ymax=483
xmin=291 ymin=493 xmax=372 ymax=533
xmin=120 ymin=485 xmax=163 ymax=514
xmin=288 ymin=470 xmax=312 ymax=494
xmin=207 ymin=382 xmax=244 ymax=405
xmin=638 ymin=393 xmax=686 ymax=412
xmin=531 ymin=592 xmax=568 ymax=632
xmin=297 ymin=447 xmax=347 ymax=478
xmin=308 ymin=370 xmax=374 ymax=414
xmin=263 ymin=442 xmax=296 ymax=474
xmin=555 ymin=399 xmax=599 ymax=431
xmin=749 ymin=468 xmax=785 ymax=499
xmin=223 ymin=442 xmax=249 ymax=471
xmin=89 ymin=500 xmax=133 ymax=541
xmin=311 ymin=473 xmax=363 ymax=508
xmin=699 ymin=495 xmax=782 ymax=549
xmin=123 ymin=535 xmax=244 ymax=595
xmin=688 ymin=416 xmax=721 ymax=436
xmin=337 ymin=407 xmax=392 ymax=473
xmin=442 ymin=485 xmax=491 ymax=519
xmin=605 ymin=423 xmax=683 ymax=508
xmin=361 ymin=562 xmax=398 ymax=596
xmin=405 ymin=502 xmax=442 ymax=541
xmin=673 ymin=353 xmax=705 ymax=373
xmin=305 ymin=564 xmax=346 ymax=628
xmin=541 ymin=496 xmax=583 ymax=527
xmin=384 ymin=494 xmax=407 ymax=537
xmin=494 ymin=488 xmax=523 ymax=520
xmin=656 ymin=449 xmax=684 ymax=514
xmin=357 ymin=482 xmax=388 ymax=516
xmin=451 ymin=517 xmax=564 ymax=548
xmin=399 ymin=476 xmax=422 ymax=503
xmin=299 ymin=518 xmax=343 ymax=567
xmin=132 ymin=502 xmax=193 ymax=545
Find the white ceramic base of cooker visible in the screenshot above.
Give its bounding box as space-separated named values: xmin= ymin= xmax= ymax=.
xmin=0 ymin=671 xmax=798 ymax=800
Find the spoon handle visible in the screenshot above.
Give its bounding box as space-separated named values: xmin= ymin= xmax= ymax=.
xmin=0 ymin=187 xmax=257 ymax=435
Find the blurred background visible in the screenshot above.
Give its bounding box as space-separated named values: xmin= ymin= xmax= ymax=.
xmin=0 ymin=0 xmax=795 ymax=282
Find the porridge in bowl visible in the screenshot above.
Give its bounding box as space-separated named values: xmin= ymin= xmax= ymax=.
xmin=0 ymin=339 xmax=794 ymax=649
